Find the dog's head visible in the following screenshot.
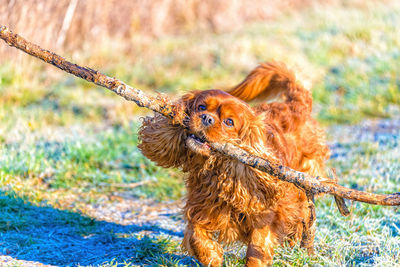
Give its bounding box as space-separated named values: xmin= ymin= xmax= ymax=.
xmin=181 ymin=89 xmax=265 ymax=156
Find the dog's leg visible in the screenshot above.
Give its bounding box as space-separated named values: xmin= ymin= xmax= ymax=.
xmin=183 ymin=224 xmax=223 ymax=267
xmin=245 ymin=225 xmax=278 ymax=267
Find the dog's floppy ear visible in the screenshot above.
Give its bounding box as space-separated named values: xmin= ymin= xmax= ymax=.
xmin=170 ymin=91 xmax=199 ymax=125
xmin=239 ymin=114 xmax=265 ymax=148
xmin=180 ymin=90 xmax=200 ymax=114
xmin=237 ymin=113 xmax=282 ymax=163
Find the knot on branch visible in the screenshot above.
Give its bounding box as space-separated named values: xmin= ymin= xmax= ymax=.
xmin=171 ymin=103 xmax=188 ymax=126
xmin=116 ymin=85 xmax=125 ymax=94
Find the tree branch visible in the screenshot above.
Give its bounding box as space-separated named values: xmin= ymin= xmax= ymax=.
xmin=0 ymin=26 xmax=179 ymax=120
xmin=1 ymin=25 xmax=399 ymax=206
xmin=210 ymin=142 xmax=400 ymax=205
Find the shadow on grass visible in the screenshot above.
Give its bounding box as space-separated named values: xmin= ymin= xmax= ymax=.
xmin=0 ymin=192 xmax=194 ymax=266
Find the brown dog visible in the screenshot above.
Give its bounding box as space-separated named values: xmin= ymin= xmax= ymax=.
xmin=138 ymin=62 xmax=330 ymax=266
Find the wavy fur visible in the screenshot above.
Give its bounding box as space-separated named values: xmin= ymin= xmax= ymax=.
xmin=138 ymin=62 xmax=329 ymax=266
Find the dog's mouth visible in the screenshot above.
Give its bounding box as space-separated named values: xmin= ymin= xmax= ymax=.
xmin=186 ymin=133 xmax=211 ymax=156
xmin=188 ymin=133 xmax=207 ymax=144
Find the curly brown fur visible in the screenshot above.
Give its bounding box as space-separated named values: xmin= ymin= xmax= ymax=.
xmin=138 ymin=62 xmax=330 ymax=266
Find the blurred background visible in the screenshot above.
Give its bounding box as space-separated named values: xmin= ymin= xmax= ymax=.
xmin=1 ymin=0 xmax=400 ymax=266
xmin=2 ymin=0 xmax=400 ymax=126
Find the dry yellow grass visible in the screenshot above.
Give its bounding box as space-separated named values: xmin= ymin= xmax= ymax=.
xmin=0 ymin=0 xmax=349 ymax=56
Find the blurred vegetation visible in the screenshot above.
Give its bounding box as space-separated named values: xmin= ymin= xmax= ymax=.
xmin=1 ymin=0 xmax=399 ymax=130
xmin=0 ymin=0 xmax=400 ymax=266
xmin=1 ymin=0 xmax=314 ymax=52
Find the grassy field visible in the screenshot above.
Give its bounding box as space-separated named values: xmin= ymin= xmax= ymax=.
xmin=1 ymin=1 xmax=400 ymax=266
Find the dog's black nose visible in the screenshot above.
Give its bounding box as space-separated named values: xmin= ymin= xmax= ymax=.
xmin=201 ymin=114 xmax=214 ymax=126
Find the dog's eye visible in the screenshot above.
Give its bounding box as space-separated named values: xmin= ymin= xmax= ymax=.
xmin=224 ymin=118 xmax=234 ymax=127
xmin=198 ymin=105 xmax=206 ymax=111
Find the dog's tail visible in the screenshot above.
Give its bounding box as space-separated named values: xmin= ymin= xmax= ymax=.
xmin=227 ymin=62 xmax=312 ymax=118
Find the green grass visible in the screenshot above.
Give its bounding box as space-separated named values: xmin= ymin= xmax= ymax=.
xmin=0 ymin=123 xmax=184 ymax=204
xmin=1 ymin=0 xmax=400 ymax=266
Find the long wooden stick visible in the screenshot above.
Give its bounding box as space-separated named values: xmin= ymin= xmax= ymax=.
xmin=0 ymin=26 xmax=178 ymax=119
xmin=1 ymin=25 xmax=399 ymax=206
xmin=211 ymin=142 xmax=400 ymax=205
